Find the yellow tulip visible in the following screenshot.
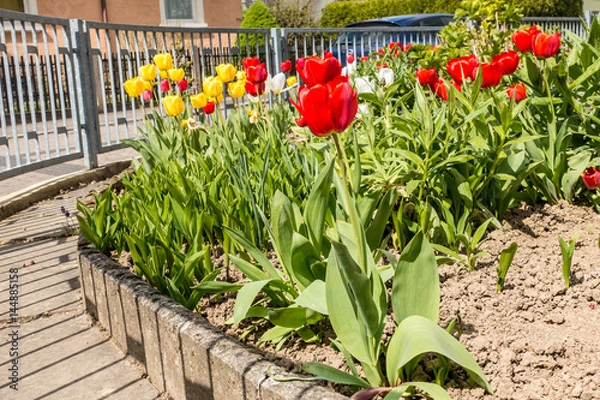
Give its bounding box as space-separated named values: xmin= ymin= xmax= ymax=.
xmin=236 ymin=70 xmax=246 ymax=82
xmin=228 ymin=81 xmax=245 ymax=98
xmin=167 ymin=68 xmax=185 ymax=81
xmin=203 ymin=76 xmax=223 ymax=98
xmin=143 ymin=81 xmax=153 ymax=91
xmin=138 ymin=64 xmax=157 ymax=81
xmin=123 ymin=76 xmax=145 ymax=98
xmin=190 ymin=93 xmax=208 ymax=109
xmin=162 ymin=94 xmax=185 ymax=116
xmin=216 ymin=63 xmax=237 ymax=83
xmin=286 ymin=76 xmax=297 ymax=87
xmin=153 ymin=53 xmax=174 ymax=71
xmin=160 ymin=70 xmax=168 ymax=79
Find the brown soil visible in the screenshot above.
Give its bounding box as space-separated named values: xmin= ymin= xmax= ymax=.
xmin=200 ymin=201 xmax=600 ymax=400
xmin=440 ymin=201 xmax=600 ymax=400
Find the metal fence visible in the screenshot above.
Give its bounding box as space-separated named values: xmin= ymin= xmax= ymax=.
xmin=0 ymin=8 xmax=595 ymax=181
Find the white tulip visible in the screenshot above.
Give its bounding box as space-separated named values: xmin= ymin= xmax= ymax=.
xmin=266 ymin=72 xmax=286 ymax=95
xmin=377 ymin=68 xmax=394 ymax=87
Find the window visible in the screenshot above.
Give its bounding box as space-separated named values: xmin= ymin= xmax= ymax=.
xmin=160 ymin=0 xmax=206 ymax=27
xmin=0 ymin=0 xmax=37 ymax=13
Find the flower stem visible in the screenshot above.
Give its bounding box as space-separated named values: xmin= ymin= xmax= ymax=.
xmin=332 ymin=133 xmax=367 ymax=271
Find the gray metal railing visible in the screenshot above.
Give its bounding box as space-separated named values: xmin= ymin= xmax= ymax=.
xmin=0 ymin=8 xmax=596 ymax=181
xmin=0 ymin=9 xmax=82 ymax=180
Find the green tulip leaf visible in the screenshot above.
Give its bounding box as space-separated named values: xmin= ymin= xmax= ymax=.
xmin=383 ymin=382 xmax=451 ymax=400
xmin=386 ymin=315 xmax=492 ymax=394
xmin=233 ymin=279 xmax=273 ymax=325
xmin=294 ymin=279 xmax=328 ymax=315
xmin=304 ymin=157 xmax=335 ymax=253
xmin=301 ymin=362 xmax=370 ymax=388
xmin=326 ymin=247 xmax=373 ymax=365
xmin=392 ymin=232 xmax=439 ymax=324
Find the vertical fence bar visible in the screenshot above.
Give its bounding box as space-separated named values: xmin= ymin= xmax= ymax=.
xmin=70 ymin=19 xmax=99 ymax=169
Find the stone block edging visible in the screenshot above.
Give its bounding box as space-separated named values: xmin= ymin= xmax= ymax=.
xmin=78 ymin=245 xmax=349 ymax=400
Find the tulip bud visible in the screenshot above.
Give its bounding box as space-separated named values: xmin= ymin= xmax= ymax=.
xmin=160 ymin=79 xmax=170 ymax=92
xmin=347 ymin=54 xmax=355 ymax=64
xmin=203 ymin=101 xmax=215 ymax=114
xmin=142 ymin=89 xmax=153 ymax=102
xmin=177 ymin=79 xmax=188 ymax=92
xmin=280 ymin=60 xmax=292 ymax=73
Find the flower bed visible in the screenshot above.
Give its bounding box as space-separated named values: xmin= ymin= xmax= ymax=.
xmin=78 ymin=4 xmax=600 ymax=399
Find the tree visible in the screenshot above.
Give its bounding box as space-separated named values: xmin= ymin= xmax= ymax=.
xmin=264 ymin=0 xmax=317 ymax=28
xmin=239 ymin=1 xmax=279 ymax=50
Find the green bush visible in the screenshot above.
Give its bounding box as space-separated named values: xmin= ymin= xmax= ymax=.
xmin=266 ymin=0 xmax=317 ymax=28
xmin=519 ymin=0 xmax=582 ymax=17
xmin=239 ymin=1 xmax=279 ymax=50
xmin=320 ymin=0 xmax=582 ymax=28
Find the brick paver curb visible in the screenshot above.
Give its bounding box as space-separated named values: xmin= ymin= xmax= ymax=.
xmin=78 ymin=245 xmax=350 ymax=400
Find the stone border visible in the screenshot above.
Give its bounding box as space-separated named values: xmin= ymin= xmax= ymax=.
xmin=78 ymin=244 xmax=349 ymax=400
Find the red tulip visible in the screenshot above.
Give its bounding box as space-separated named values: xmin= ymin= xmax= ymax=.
xmin=359 ymin=56 xmax=369 ymax=62
xmin=533 ymin=32 xmax=561 ymax=58
xmin=479 ymin=61 xmax=504 ymax=89
xmin=242 ymin=57 xmax=261 ymax=69
xmin=203 ymin=101 xmax=215 ymax=115
xmin=415 ymin=68 xmax=438 ymax=88
xmin=297 ymin=55 xmax=342 ymax=87
xmin=347 ymin=54 xmax=355 ymax=64
xmin=296 ymin=57 xmax=306 ymax=71
xmin=433 ymin=78 xmax=461 ymax=101
xmin=160 ymin=79 xmax=170 ymax=92
xmin=433 ymin=78 xmax=448 ymax=101
xmin=245 ymin=81 xmax=266 ymax=97
xmin=446 ymin=55 xmax=479 ymax=85
xmin=245 ymin=61 xmax=268 ymax=84
xmin=506 ymin=83 xmax=527 ymax=102
xmin=177 ymin=79 xmax=188 ymax=92
xmin=280 ymin=60 xmax=292 ymax=73
xmin=492 ymin=51 xmax=520 ymax=75
xmin=511 ymin=25 xmax=541 ymax=53
xmin=142 ymin=89 xmax=153 ymax=102
xmin=290 ymin=75 xmax=358 ymax=137
xmin=582 ymin=167 xmax=600 ymax=190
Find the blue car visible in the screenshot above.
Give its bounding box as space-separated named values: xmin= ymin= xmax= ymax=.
xmin=329 ymin=13 xmax=454 ymax=63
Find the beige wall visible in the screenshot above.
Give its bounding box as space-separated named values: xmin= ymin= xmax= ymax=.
xmin=584 ymin=0 xmax=600 ymax=11
xmin=37 ymin=0 xmax=160 ymax=24
xmin=36 ymin=0 xmax=240 ymax=28
xmin=104 ymin=0 xmax=160 ymax=25
xmin=204 ymin=0 xmax=242 ymax=28
xmin=37 ymin=0 xmax=103 ymax=21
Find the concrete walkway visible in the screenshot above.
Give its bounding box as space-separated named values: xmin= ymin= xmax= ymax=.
xmin=0 ymin=149 xmax=165 ymax=399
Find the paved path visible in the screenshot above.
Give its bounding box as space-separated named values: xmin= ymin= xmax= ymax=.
xmin=0 ymin=149 xmax=164 ymax=399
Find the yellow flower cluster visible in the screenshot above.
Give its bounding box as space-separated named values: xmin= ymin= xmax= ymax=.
xmin=189 ymin=63 xmax=247 ymax=111
xmin=122 ymin=57 xmax=254 ymax=118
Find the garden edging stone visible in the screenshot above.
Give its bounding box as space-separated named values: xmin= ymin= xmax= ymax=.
xmin=78 ymin=243 xmax=350 ymax=400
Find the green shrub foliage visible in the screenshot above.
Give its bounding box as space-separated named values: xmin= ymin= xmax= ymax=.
xmin=320 ymin=0 xmax=582 ymax=27
xmin=239 ymin=1 xmax=279 ymax=49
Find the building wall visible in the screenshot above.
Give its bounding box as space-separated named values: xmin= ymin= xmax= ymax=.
xmin=203 ymin=0 xmax=242 ymax=28
xmin=104 ymin=0 xmax=160 ymax=25
xmin=37 ymin=0 xmax=102 ymax=21
xmin=35 ymin=0 xmax=240 ymax=28
xmin=584 ymin=0 xmax=600 ymax=11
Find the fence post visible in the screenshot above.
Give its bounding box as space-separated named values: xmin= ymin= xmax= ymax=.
xmin=271 ymin=28 xmax=283 ymax=72
xmin=585 ymin=10 xmax=596 ymax=28
xmin=70 ymin=19 xmax=99 ymax=169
